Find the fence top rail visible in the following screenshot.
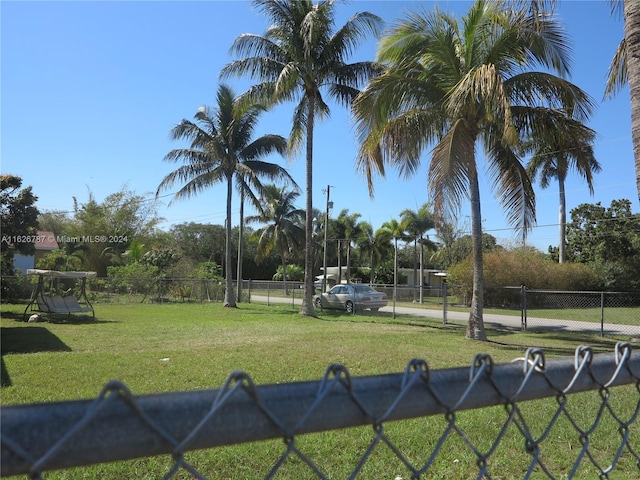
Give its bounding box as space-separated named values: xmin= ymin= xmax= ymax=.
xmin=524 ymin=288 xmax=640 ymax=295
xmin=2 ymin=343 xmax=638 ymax=476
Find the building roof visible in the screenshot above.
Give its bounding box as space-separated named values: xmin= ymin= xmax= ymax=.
xmin=35 ymin=231 xmax=59 ymax=250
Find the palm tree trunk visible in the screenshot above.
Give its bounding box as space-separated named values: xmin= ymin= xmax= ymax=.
xmin=558 ymin=176 xmax=567 ymax=263
xmin=370 ymin=249 xmax=375 ymax=284
xmin=624 ymin=0 xmax=640 ymax=205
xmin=223 ymin=175 xmax=236 ymax=308
xmin=346 ymin=242 xmax=351 ymax=283
xmin=281 ymin=255 xmax=289 ymax=296
xmin=413 ymin=237 xmax=418 ymax=302
xmin=467 ymin=167 xmax=487 ymax=340
xmin=237 ymin=190 xmax=245 ymax=301
xmin=419 ymin=236 xmax=424 ymax=304
xmin=337 ymin=241 xmax=343 ymax=284
xmin=300 ymin=94 xmax=317 ymax=316
xmin=393 ymin=236 xmax=398 ymax=319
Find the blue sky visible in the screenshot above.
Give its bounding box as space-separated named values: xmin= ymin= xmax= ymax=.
xmin=2 ymin=0 xmax=636 ymax=252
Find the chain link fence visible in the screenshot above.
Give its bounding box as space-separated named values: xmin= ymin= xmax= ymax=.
xmin=2 ymin=343 xmax=639 ymax=479
xmin=7 ymin=276 xmax=639 ymax=336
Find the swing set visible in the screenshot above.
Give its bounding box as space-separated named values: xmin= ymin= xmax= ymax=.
xmin=23 ymin=269 xmax=96 ymax=321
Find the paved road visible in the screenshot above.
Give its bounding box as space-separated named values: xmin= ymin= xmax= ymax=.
xmin=250 ymin=295 xmax=640 ymax=337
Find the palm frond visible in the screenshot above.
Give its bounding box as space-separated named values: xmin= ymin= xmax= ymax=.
xmin=428 ymin=119 xmax=476 ymax=218
xmin=604 ymin=38 xmax=627 ymax=100
xmin=486 ymin=141 xmax=536 ymax=237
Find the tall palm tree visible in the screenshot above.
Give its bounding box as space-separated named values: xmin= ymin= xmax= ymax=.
xmin=605 ymin=0 xmax=640 ymax=205
xmin=354 ymin=221 xmax=373 ymax=283
xmin=379 ymin=218 xmax=406 ymax=319
xmin=156 ymin=84 xmax=289 ymax=308
xmin=246 ymin=184 xmax=305 ymax=294
xmin=353 ymin=0 xmax=594 ymax=340
xmin=400 ymin=204 xmax=436 ymax=302
xmin=221 ymin=0 xmax=383 ymax=316
xmin=525 ymin=113 xmax=601 ymax=263
xmin=333 ymin=209 xmax=361 ymax=283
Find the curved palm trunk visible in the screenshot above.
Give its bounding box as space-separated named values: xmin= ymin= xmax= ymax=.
xmin=300 ymin=94 xmax=317 ymax=316
xmin=223 ymin=175 xmax=236 ymax=308
xmin=624 ymin=0 xmax=640 ymax=205
xmin=467 ymin=167 xmax=487 ymax=340
xmin=558 ymin=175 xmax=567 ymax=263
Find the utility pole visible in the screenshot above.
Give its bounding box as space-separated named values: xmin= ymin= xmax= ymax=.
xmin=323 ymin=185 xmax=333 ymax=293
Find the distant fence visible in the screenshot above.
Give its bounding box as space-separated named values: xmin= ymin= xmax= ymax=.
xmin=7 ymin=276 xmax=639 ymax=336
xmin=2 ymin=344 xmax=639 ymax=478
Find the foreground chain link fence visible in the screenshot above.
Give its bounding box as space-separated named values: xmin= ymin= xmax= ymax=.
xmin=2 ymin=343 xmax=640 ymax=479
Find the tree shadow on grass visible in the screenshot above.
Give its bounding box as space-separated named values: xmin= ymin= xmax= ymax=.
xmin=1 ymin=326 xmax=72 ymax=354
xmin=1 ymin=326 xmax=72 ymax=387
xmin=486 ymin=328 xmax=623 ymax=356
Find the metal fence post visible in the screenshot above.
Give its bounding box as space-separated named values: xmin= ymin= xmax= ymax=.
xmin=521 ymin=285 xmax=527 ymax=331
xmin=443 ymin=283 xmax=448 ymax=325
xmin=601 ymin=291 xmax=605 ymax=337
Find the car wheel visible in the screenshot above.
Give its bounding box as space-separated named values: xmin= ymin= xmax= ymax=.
xmin=314 ymin=297 xmax=323 ymax=309
xmin=345 ymin=300 xmax=354 ymax=313
xmin=370 ymin=307 xmax=379 ymax=312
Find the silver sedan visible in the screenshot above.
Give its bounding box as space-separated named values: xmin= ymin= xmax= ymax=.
xmin=313 ymin=284 xmax=388 ymax=313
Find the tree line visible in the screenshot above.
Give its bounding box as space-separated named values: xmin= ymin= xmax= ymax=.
xmin=2 ymin=175 xmax=638 ymax=304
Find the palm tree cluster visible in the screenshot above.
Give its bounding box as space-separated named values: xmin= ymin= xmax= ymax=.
xmin=156 ymin=0 xmax=629 ymax=341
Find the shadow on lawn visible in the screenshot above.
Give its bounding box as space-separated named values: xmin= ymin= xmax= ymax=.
xmin=1 ymin=326 xmax=73 ymax=387
xmin=1 ymin=326 xmax=72 ymax=354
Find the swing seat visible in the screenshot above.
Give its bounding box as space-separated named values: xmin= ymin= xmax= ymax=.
xmin=37 ymin=295 xmax=93 ymax=314
xmin=24 ymin=270 xmax=96 ymax=321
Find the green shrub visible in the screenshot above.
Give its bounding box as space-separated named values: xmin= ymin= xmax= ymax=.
xmin=448 ymin=250 xmax=599 ymax=306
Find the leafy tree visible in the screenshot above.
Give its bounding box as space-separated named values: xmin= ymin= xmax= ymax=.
xmin=246 ymin=184 xmax=304 ymax=294
xmin=170 ymin=223 xmax=226 ymax=265
xmin=107 ymin=262 xmax=159 ymax=300
xmin=525 ymin=113 xmax=600 ymax=263
xmin=37 ymin=210 xmax=73 ymax=237
xmin=221 ymin=0 xmax=383 ymax=316
xmin=273 ymin=264 xmax=304 ymax=282
xmin=157 ymin=84 xmax=289 ymax=308
xmin=37 ymin=240 xmax=88 ymax=271
xmin=195 ymin=261 xmax=223 ymax=280
xmin=63 ymin=188 xmax=161 ymax=276
xmin=1 ymin=175 xmax=40 ymax=274
xmin=566 ymin=199 xmax=640 ymax=289
xmin=353 ymin=0 xmax=594 ymax=339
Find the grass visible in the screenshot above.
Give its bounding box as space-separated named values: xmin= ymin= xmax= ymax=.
xmin=2 ymin=302 xmax=639 ymax=479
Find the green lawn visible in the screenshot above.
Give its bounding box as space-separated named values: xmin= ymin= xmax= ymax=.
xmin=1 ymin=302 xmax=638 ymax=479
